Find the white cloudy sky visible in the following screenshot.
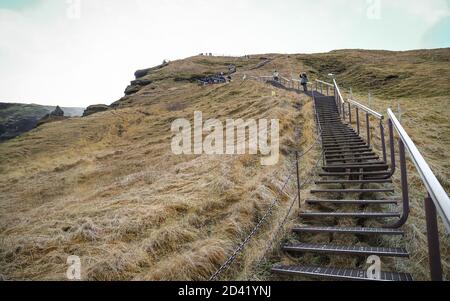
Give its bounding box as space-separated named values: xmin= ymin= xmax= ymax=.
xmin=0 ymin=0 xmax=449 ymax=107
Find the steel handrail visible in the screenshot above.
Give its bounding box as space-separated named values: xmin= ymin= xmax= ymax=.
xmin=331 ymin=79 xmax=383 ymax=120
xmin=347 ymin=98 xmax=384 ymax=120
xmin=333 ymin=79 xmax=345 ymax=106
xmin=315 ymin=79 xmax=334 ymax=87
xmin=388 ymin=109 xmax=450 ymax=233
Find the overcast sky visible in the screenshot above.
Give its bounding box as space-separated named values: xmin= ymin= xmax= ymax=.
xmin=0 ymin=0 xmax=449 ymax=107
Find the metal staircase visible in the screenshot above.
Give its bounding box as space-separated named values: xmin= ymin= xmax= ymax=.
xmin=254 ymin=75 xmax=448 ymax=281
xmin=271 ymin=92 xmax=414 ymax=281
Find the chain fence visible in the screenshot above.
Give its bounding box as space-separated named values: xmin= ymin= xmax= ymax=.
xmin=208 ymin=165 xmax=295 ymax=281
xmin=208 ymin=133 xmax=323 ymax=281
xmin=248 ymin=149 xmax=324 ymax=280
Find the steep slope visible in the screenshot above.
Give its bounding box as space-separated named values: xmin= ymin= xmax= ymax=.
xmin=0 ymin=55 xmax=316 ymax=280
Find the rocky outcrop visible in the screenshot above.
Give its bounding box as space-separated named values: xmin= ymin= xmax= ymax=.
xmin=121 ymin=62 xmax=169 ymax=97
xmin=37 ymin=106 xmax=67 ymax=127
xmin=51 ymin=106 xmax=64 ymax=117
xmin=124 ymin=77 xmax=154 ymax=96
xmin=134 ymin=62 xmax=169 ymax=79
xmin=83 ymin=104 xmax=110 ymax=117
xmin=124 ymin=85 xmax=142 ymax=96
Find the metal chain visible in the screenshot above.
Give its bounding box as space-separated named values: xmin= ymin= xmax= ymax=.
xmin=208 ymin=168 xmax=295 ymax=281
xmin=249 ymin=150 xmax=324 ymax=280
xmin=208 ymin=133 xmax=323 ymax=281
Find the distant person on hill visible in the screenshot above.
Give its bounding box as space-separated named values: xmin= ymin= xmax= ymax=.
xmin=300 ymin=73 xmax=309 ymax=92
xmin=273 ymin=70 xmax=279 ymax=82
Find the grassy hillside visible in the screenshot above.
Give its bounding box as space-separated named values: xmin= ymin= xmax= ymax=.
xmin=0 ymin=49 xmax=448 ymax=280
xmin=0 ymin=103 xmax=85 ymax=141
xmin=0 ymin=57 xmax=315 ymax=280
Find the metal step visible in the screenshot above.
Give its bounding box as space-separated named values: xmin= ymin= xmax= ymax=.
xmin=323 ymin=142 xmax=367 ymax=148
xmin=325 ymin=146 xmax=371 ymax=152
xmin=326 ymin=152 xmax=376 ymax=159
xmin=283 ymin=243 xmax=409 ymax=257
xmin=322 ymin=133 xmax=357 ymax=137
xmin=322 ymin=136 xmax=359 ymax=140
xmin=323 ymin=137 xmax=362 ymax=142
xmin=325 ymin=149 xmax=374 ymax=155
xmin=300 ymin=212 xmax=400 ymax=218
xmin=311 ymin=188 xmax=395 ymax=194
xmin=328 ymin=161 xmax=386 ymax=167
xmin=271 ymin=265 xmax=414 ymax=281
xmin=319 ymin=171 xmax=391 ymax=177
xmin=326 ymin=156 xmax=379 ymax=163
xmin=322 ymin=135 xmax=361 ymax=139
xmin=292 ymin=226 xmax=405 ymax=235
xmin=315 ymin=179 xmax=392 ymax=184
xmin=306 ymin=199 xmax=397 ymax=205
xmin=322 ymin=164 xmax=389 ymax=172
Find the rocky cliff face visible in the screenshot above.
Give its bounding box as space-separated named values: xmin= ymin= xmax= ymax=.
xmin=122 ymin=62 xmax=168 ymax=96
xmin=83 ymin=104 xmax=110 ymax=117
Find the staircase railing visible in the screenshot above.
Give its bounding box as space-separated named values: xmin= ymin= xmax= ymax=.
xmin=314 ymin=77 xmax=449 ymax=281
xmin=315 ymin=79 xmax=335 ymax=96
xmin=387 ymin=109 xmax=449 ymax=281
xmin=255 ymin=73 xmax=449 ymax=280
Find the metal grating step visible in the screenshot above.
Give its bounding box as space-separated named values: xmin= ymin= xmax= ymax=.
xmin=311 ymin=189 xmax=395 ymax=194
xmin=326 ymin=152 xmax=377 ymax=158
xmin=319 ymin=171 xmax=391 ymax=177
xmin=300 ymin=212 xmax=400 ymax=219
xmin=325 ymin=147 xmax=372 ymax=152
xmin=292 ymin=226 xmax=404 ymax=235
xmin=271 ymin=265 xmax=414 ymax=281
xmin=323 ymin=138 xmax=363 ymax=143
xmin=323 ymin=164 xmax=389 ymax=170
xmin=324 ymin=142 xmax=367 ymax=147
xmin=326 ymin=156 xmax=379 ymax=163
xmin=325 ymin=149 xmax=374 ymax=155
xmin=306 ymin=199 xmax=397 ymax=205
xmin=315 ymin=179 xmax=392 ymax=184
xmin=283 ymin=243 xmax=409 ymax=257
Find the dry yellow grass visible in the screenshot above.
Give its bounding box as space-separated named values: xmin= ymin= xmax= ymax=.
xmin=0 ymin=56 xmax=313 ymax=280
xmin=0 ymin=50 xmax=448 ymax=281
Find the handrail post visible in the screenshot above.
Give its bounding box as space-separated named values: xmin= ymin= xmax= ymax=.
xmin=366 ymin=113 xmax=371 ymax=147
xmin=296 ymin=151 xmax=301 ymax=209
xmin=356 ymin=108 xmax=360 ymax=135
xmin=424 ymin=193 xmax=443 ymax=281
xmin=348 ymin=103 xmax=352 ymax=124
xmin=390 ymin=138 xmax=410 ymax=228
xmin=380 ymin=121 xmax=387 ymax=163
xmin=388 ymin=119 xmax=396 ymax=176
xmin=342 ymin=102 xmax=346 ymax=121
